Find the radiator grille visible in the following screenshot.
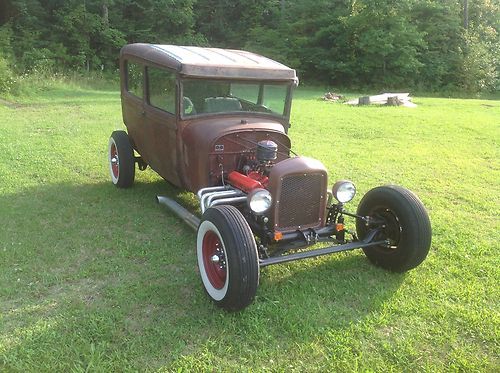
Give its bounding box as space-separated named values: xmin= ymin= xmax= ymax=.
xmin=276 ymin=173 xmax=324 ymax=231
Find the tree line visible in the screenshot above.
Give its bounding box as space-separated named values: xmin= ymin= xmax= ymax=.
xmin=0 ymin=0 xmax=498 ymax=92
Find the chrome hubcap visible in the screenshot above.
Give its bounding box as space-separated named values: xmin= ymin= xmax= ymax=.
xmin=211 ymin=254 xmax=220 ymax=263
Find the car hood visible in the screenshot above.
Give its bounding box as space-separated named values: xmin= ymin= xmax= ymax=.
xmin=180 ymin=116 xmax=291 ymax=191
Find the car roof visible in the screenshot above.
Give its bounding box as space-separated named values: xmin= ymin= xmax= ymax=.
xmin=120 ymin=43 xmax=297 ymax=81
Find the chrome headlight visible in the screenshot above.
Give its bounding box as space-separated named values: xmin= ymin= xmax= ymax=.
xmin=247 ymin=188 xmax=272 ymax=215
xmin=332 ymin=180 xmax=356 ymax=203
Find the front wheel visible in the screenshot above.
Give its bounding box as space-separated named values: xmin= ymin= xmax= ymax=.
xmin=197 ymin=205 xmax=259 ymax=311
xmin=356 ymin=185 xmax=431 ymax=272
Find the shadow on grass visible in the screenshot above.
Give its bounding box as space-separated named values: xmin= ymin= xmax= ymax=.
xmin=0 ymin=179 xmax=405 ymax=370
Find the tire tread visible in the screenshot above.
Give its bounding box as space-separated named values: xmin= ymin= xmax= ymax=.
xmin=199 ymin=205 xmax=259 ymax=311
xmin=110 ymin=130 xmax=135 ymax=188
xmin=357 ymin=185 xmax=431 ymax=272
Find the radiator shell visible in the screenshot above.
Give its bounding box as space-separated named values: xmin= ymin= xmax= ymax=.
xmin=267 ymin=157 xmax=328 ymax=232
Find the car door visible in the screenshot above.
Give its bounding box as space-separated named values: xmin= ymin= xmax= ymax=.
xmin=143 ymin=65 xmax=180 ymax=186
xmin=121 ymin=60 xmax=148 ymax=157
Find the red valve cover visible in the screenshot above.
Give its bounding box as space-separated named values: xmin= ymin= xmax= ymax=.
xmin=247 ymin=171 xmax=269 ymax=188
xmin=228 ymin=171 xmax=265 ymax=193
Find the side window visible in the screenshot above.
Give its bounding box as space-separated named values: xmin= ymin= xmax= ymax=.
xmin=126 ymin=61 xmax=143 ymax=98
xmin=148 ymin=66 xmax=176 ymax=114
xmin=263 ymin=85 xmax=287 ymax=115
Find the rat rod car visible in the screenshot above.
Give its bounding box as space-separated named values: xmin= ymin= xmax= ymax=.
xmin=108 ymin=44 xmax=432 ymax=311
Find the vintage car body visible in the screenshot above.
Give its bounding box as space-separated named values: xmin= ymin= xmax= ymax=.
xmin=109 ymin=44 xmax=432 ymax=311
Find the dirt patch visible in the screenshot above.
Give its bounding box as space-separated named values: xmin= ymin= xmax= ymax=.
xmin=0 ymin=98 xmax=24 ymax=109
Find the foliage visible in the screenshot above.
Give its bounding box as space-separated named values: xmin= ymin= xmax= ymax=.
xmin=0 ymin=24 xmax=16 ymax=94
xmin=459 ymin=31 xmax=498 ymax=92
xmin=0 ymin=56 xmax=16 ymax=94
xmin=0 ymin=0 xmax=498 ymax=92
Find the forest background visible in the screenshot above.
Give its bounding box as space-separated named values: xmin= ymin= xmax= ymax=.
xmin=0 ymin=0 xmax=498 ymax=94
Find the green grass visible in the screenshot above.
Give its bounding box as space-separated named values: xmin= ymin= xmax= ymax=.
xmin=0 ymin=83 xmax=499 ymax=372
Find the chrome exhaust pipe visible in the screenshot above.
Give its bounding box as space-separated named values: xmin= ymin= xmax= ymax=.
xmin=209 ymin=196 xmax=247 ymax=208
xmin=203 ymin=190 xmax=244 ymax=213
xmin=197 ymin=185 xmax=228 ymax=200
xmin=156 ymin=195 xmax=200 ymax=231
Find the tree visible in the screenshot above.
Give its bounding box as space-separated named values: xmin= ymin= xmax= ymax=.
xmin=194 ymin=0 xmax=276 ymax=48
xmin=0 ymin=0 xmax=497 ymax=91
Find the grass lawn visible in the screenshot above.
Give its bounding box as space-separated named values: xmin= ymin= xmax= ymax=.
xmin=0 ymin=83 xmax=498 ymax=371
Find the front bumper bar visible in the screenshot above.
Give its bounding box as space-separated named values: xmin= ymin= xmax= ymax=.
xmin=259 ymin=229 xmax=384 ymax=267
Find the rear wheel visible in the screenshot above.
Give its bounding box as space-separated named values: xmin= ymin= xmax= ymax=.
xmin=197 ymin=205 xmax=259 ymax=311
xmin=108 ymin=130 xmax=135 ymax=188
xmin=356 ymin=185 xmax=431 ymax=272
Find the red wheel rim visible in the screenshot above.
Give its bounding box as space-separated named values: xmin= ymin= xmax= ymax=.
xmin=110 ymin=143 xmax=119 ymax=179
xmin=202 ymin=231 xmax=227 ymax=289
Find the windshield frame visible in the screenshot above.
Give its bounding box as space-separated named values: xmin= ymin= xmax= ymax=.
xmin=179 ymin=78 xmax=294 ymax=121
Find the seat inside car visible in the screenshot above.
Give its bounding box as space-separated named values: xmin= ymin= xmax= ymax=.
xmin=203 ymin=97 xmax=242 ymax=113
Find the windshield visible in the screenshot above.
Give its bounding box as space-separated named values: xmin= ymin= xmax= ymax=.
xmin=181 ymin=79 xmax=290 ymax=118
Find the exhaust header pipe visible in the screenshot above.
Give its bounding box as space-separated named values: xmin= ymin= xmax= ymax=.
xmin=156 ymin=195 xmax=200 ymax=231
